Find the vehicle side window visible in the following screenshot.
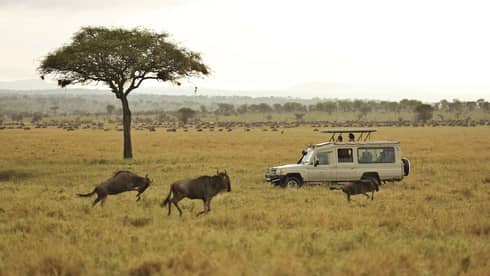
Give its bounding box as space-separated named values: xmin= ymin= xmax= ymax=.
xmin=316 ymin=151 xmax=330 ymax=165
xmin=358 ymin=147 xmax=395 ymax=163
xmin=337 ymin=148 xmax=353 ymax=163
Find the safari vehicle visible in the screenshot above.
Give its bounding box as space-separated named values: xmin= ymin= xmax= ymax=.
xmin=265 ymin=129 xmax=410 ymax=188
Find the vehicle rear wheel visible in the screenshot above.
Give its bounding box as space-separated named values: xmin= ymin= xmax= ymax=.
xmin=402 ymin=158 xmax=410 ymax=176
xmin=283 ymin=176 xmax=302 ymax=188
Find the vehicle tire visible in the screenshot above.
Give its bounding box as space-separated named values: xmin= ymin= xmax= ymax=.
xmin=402 ymin=158 xmax=410 ymax=176
xmin=283 ymin=176 xmax=302 ymax=188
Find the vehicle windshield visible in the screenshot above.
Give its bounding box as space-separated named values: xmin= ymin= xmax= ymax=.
xmin=299 ymin=148 xmax=314 ymax=164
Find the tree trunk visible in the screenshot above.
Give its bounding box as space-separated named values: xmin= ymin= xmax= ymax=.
xmin=120 ymin=95 xmax=133 ymax=159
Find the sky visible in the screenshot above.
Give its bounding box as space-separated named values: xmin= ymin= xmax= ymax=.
xmin=1 ymin=0 xmax=489 ymax=101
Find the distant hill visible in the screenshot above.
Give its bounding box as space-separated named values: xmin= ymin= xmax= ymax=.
xmin=285 ymin=82 xmax=490 ymax=102
xmin=0 ymin=89 xmax=321 ymax=115
xmin=1 ymin=79 xmax=489 ymax=102
xmin=0 ymin=79 xmax=58 ymax=90
xmin=0 ymin=79 xmax=254 ymax=97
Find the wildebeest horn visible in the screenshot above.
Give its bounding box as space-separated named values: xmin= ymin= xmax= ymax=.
xmin=216 ymin=169 xmax=219 ymax=175
xmin=224 ymin=169 xmax=227 ymax=175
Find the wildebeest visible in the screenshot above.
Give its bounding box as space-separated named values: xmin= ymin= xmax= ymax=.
xmin=78 ymin=171 xmax=152 ymax=206
xmin=160 ymin=170 xmax=231 ymax=216
xmin=341 ymin=179 xmax=379 ymax=202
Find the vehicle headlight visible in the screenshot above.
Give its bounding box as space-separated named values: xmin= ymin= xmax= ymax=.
xmin=277 ymin=169 xmax=285 ymax=175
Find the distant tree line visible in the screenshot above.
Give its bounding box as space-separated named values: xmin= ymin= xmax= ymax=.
xmin=211 ymin=98 xmax=490 ymax=118
xmin=1 ymin=91 xmax=489 ymax=124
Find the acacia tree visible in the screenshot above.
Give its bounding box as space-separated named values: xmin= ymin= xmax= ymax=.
xmin=414 ymin=103 xmax=434 ymax=123
xmin=106 ymin=104 xmax=115 ymax=115
xmin=39 ymin=27 xmax=209 ymax=159
xmin=176 ymin=107 xmax=196 ymax=125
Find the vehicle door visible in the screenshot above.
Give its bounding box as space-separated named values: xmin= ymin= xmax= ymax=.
xmin=335 ymin=147 xmax=357 ymax=180
xmin=306 ymin=149 xmax=335 ymax=183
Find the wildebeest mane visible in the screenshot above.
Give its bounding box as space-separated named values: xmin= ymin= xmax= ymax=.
xmin=195 ymin=175 xmax=212 ymax=181
xmin=113 ymin=170 xmax=134 ymax=177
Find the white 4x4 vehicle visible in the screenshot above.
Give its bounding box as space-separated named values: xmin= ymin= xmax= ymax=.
xmin=265 ymin=129 xmax=410 ymax=188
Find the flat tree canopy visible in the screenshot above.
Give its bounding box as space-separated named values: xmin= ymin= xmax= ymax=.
xmin=177 ymin=107 xmax=197 ymax=125
xmin=39 ymin=26 xmax=209 ymax=158
xmin=414 ymin=103 xmax=434 ymax=123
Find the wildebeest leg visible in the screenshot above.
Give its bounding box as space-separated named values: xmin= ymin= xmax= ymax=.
xmin=207 ymin=199 xmax=211 ymax=212
xmin=173 ymin=201 xmax=183 ymax=216
xmin=196 ymin=199 xmax=208 ymax=216
xmin=371 ymin=191 xmax=374 ymax=200
xmin=167 ymin=198 xmax=172 ymax=216
xmin=362 ymin=193 xmax=369 ymax=199
xmin=135 ymin=192 xmax=142 ymax=201
xmin=170 ymin=193 xmax=184 ymax=216
xmin=347 ymin=193 xmax=351 ymax=202
xmin=92 ymin=196 xmax=101 ymax=206
xmin=100 ymin=196 xmax=107 ymax=207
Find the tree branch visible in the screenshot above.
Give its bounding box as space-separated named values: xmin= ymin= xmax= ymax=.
xmin=125 ymin=72 xmax=149 ymax=96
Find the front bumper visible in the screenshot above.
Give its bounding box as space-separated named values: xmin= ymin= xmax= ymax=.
xmin=265 ymin=173 xmax=285 ymax=184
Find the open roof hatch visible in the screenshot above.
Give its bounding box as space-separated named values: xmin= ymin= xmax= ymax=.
xmin=322 ymin=128 xmax=377 ymax=142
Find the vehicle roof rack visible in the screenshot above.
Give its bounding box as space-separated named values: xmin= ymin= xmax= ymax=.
xmin=322 ymin=128 xmax=377 ymax=142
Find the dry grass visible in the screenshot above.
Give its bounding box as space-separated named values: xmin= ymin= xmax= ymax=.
xmin=0 ymin=126 xmax=489 ymax=275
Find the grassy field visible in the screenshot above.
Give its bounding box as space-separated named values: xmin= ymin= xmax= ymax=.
xmin=0 ymin=126 xmax=489 ymax=275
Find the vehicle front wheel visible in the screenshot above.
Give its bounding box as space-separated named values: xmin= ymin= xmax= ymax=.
xmin=282 ymin=176 xmax=302 ymax=188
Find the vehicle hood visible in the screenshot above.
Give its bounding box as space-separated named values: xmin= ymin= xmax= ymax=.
xmin=273 ymin=164 xmax=304 ymax=170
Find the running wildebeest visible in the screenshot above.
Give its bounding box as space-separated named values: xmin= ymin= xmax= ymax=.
xmin=161 ymin=170 xmax=231 ymax=216
xmin=78 ymin=171 xmax=152 ymax=206
xmin=341 ymin=179 xmax=379 ymax=202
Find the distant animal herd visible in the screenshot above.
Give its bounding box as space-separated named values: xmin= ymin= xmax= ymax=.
xmin=2 ymin=117 xmax=489 ymax=132
xmin=78 ymin=170 xmax=378 ymax=215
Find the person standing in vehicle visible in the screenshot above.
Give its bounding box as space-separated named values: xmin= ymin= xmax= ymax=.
xmin=348 ymin=133 xmax=355 ymax=142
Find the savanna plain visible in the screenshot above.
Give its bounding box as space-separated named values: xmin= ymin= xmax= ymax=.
xmin=0 ymin=126 xmax=489 ymax=275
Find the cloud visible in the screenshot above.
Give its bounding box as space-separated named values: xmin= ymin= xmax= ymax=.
xmin=0 ymin=0 xmax=184 ymax=10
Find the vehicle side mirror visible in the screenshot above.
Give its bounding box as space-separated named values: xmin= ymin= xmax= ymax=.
xmin=314 ymin=160 xmax=320 ymax=167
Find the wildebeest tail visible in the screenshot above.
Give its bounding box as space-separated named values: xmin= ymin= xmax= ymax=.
xmin=78 ymin=188 xmax=96 ymax=197
xmin=160 ymin=185 xmax=173 ymax=207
